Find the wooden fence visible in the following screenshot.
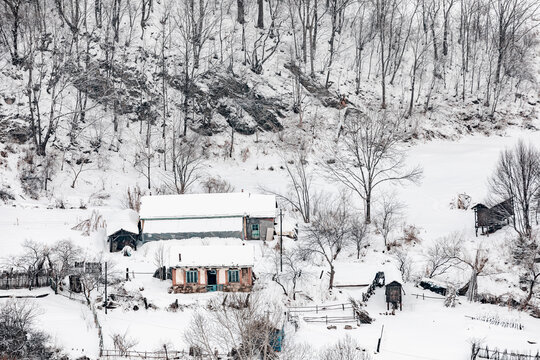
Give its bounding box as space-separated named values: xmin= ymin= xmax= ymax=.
xmin=302 ymin=315 xmax=358 ymax=324
xmin=0 ymin=271 xmax=52 ymax=290
xmin=286 ymin=301 xmax=359 ymax=326
xmin=101 ymin=349 xmax=229 ymax=359
xmin=472 ymin=344 xmax=540 ymax=360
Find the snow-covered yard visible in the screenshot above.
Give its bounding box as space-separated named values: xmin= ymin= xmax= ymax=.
xmin=1 ymin=128 xmax=540 ymax=359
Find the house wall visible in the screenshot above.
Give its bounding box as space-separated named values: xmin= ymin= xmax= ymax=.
xmin=172 ymin=267 xmax=253 ymax=294
xmin=142 ymin=230 xmax=243 ymax=242
xmin=218 ymin=269 xmax=226 ymax=284
xmin=245 ymin=218 xmax=275 ymax=241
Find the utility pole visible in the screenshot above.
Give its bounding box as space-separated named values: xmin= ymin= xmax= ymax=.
xmin=376 ymin=324 xmax=384 ymax=352
xmin=280 ymin=208 xmax=283 ymax=272
xmin=104 ymin=262 xmax=108 ymax=315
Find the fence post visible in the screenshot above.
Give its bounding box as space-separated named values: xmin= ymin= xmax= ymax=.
xmin=126 ymin=268 xmax=129 ymax=281
xmin=316 ymin=305 xmax=318 ymax=314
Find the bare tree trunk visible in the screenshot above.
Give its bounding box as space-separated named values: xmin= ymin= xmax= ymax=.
xmin=237 ymin=0 xmax=245 ymax=24
xmin=257 ymin=0 xmax=264 ymax=28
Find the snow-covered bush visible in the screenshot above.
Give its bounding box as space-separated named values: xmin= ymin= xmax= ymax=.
xmin=201 ymin=176 xmax=235 ymax=193
xmin=320 ymin=335 xmax=371 ymax=360
xmin=0 ymin=300 xmax=62 ymax=359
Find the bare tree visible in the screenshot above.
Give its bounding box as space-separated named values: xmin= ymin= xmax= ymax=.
xmin=323 ymin=110 xmax=422 ymax=223
xmin=51 ymin=239 xmax=82 ymax=280
xmin=445 ymin=237 xmax=489 ymax=302
xmin=299 ymin=194 xmax=351 ymax=289
xmin=111 ymin=330 xmax=138 ymax=355
xmin=519 ymin=234 xmax=540 ymax=309
xmin=153 ymin=243 xmax=167 ymax=281
xmin=0 ymin=0 xmax=28 ymax=64
xmin=374 ymin=194 xmax=404 ymax=246
xmin=134 ymin=128 xmax=157 ymax=190
xmin=424 ymin=233 xmax=462 ymax=278
xmin=201 ymin=176 xmax=235 ymax=193
xmin=287 ymin=0 xmax=323 ymax=76
xmin=76 ymin=256 xmax=109 ymax=305
xmin=169 ymin=134 xmax=205 ymax=194
xmin=66 ymin=151 xmax=96 ymax=189
xmin=271 ymin=248 xmax=305 ymax=300
xmin=247 ymin=0 xmax=283 ymax=74
xmin=352 ymin=4 xmax=375 ymax=94
xmin=324 ymin=0 xmax=352 ymax=88
xmin=0 ymin=300 xmax=53 ymax=359
xmin=123 ymin=186 xmax=143 ymax=212
xmin=349 ymin=216 xmax=368 ymax=259
xmin=264 ymin=150 xmax=313 ymax=223
xmin=173 ymin=0 xmax=217 ymax=136
xmin=488 ymin=140 xmax=540 ymax=240
xmin=392 ymin=248 xmax=413 ymax=282
xmin=184 ymin=293 xmax=283 ymax=359
xmin=7 ymin=240 xmax=51 ymax=290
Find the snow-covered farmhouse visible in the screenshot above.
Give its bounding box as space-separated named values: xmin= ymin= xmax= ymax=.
xmin=170 ymin=245 xmax=255 ymax=293
xmin=139 ymin=193 xmax=277 ymax=242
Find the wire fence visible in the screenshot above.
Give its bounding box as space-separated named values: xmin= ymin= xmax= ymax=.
xmin=471 ymin=344 xmax=540 ymax=360
xmin=411 ymin=293 xmax=445 ymax=301
xmin=466 ymin=314 xmax=524 ymax=330
xmin=302 ymin=315 xmax=358 ymax=324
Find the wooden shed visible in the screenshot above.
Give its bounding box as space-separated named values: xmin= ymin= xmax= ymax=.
xmin=385 ymin=281 xmax=403 ymax=311
xmin=472 ymin=198 xmax=513 ymax=236
xmin=106 ymin=209 xmax=141 ymax=252
xmin=169 ymin=244 xmax=255 ymax=294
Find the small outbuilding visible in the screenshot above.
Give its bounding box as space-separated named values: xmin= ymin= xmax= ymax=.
xmin=106 ymin=209 xmax=141 ymax=252
xmin=170 ymin=244 xmax=255 ymax=293
xmin=472 ymin=198 xmax=513 ymax=236
xmin=139 ymin=193 xmax=277 ymax=242
xmin=385 ymin=281 xmax=403 ymax=311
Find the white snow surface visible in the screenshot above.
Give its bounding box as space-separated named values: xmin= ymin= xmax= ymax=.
xmin=168 ymin=242 xmax=255 ymax=268
xmin=105 ymin=208 xmax=139 ymax=236
xmin=139 ymin=192 xmax=277 ymax=219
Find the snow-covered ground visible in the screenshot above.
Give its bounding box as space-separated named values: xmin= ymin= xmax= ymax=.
xmin=2 ymin=127 xmax=540 ymax=359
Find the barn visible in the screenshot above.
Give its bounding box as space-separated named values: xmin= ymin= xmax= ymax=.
xmin=169 ymin=244 xmax=255 ymax=293
xmin=472 ymin=198 xmax=513 ymax=236
xmin=106 ymin=209 xmax=141 ymax=252
xmin=139 ymin=193 xmax=277 ymax=242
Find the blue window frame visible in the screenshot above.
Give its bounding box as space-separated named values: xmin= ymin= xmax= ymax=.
xmin=228 ymin=269 xmax=240 ymax=283
xmin=186 ymin=270 xmax=198 ymax=284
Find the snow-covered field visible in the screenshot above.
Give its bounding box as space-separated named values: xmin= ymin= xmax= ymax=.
xmin=2 ymin=127 xmax=540 ymax=359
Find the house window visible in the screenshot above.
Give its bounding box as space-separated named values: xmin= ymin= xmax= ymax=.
xmin=251 ymin=224 xmax=260 ymax=239
xmin=186 ymin=270 xmax=198 ymax=284
xmin=228 ymin=269 xmax=240 ymax=283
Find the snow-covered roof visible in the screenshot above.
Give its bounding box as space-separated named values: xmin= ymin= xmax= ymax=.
xmin=169 ymin=244 xmax=255 ymax=267
xmin=140 ymin=193 xmax=276 ymax=220
xmin=106 ymin=209 xmax=139 ymax=236
xmin=143 ymin=217 xmax=242 ymax=234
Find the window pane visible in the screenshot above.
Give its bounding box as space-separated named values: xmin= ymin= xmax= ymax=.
xmin=228 ymin=269 xmax=239 ymax=283
xmin=187 ymin=270 xmax=198 ymax=283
